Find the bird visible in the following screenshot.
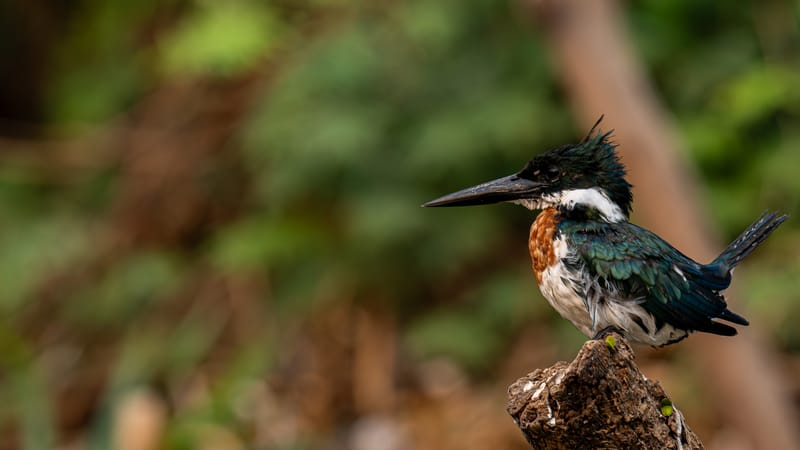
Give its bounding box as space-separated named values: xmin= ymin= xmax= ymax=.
xmin=423 ymin=118 xmax=788 ymax=346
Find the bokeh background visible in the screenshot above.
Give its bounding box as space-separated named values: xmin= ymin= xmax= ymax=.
xmin=1 ymin=0 xmax=799 ymax=449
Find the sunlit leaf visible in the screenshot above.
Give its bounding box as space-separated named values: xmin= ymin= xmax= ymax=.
xmin=159 ymin=3 xmax=283 ymax=77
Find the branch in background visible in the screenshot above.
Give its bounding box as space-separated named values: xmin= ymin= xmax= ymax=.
xmin=524 ymin=0 xmax=800 ymax=448
xmin=508 ymin=334 xmax=703 ymax=450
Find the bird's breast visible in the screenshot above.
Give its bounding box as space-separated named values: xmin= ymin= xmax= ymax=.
xmin=529 ymin=207 xmax=562 ymax=284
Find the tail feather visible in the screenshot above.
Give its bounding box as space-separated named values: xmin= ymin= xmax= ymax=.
xmin=713 ymin=211 xmax=788 ymax=269
xmin=717 ymin=308 xmax=749 ymax=326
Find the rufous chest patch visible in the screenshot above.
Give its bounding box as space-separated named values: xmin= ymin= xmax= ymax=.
xmin=529 ymin=207 xmax=560 ymax=284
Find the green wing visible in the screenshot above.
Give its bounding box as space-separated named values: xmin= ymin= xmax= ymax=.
xmin=562 ymin=220 xmax=737 ymax=335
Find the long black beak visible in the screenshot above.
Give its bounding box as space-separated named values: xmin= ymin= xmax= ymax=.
xmin=423 ymin=174 xmax=542 ymax=207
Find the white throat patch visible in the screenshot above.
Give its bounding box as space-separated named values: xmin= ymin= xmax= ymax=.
xmin=511 ymin=188 xmax=625 ymax=222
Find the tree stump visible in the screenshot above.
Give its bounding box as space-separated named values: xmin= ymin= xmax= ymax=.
xmin=507 ymin=333 xmax=704 ymax=449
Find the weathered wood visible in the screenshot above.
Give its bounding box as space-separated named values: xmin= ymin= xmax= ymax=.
xmin=507 ymin=333 xmax=703 ymax=449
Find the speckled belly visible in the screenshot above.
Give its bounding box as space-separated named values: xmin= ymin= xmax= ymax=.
xmin=529 ymin=209 xmax=594 ymax=336
xmin=537 ymin=256 xmax=594 ymax=337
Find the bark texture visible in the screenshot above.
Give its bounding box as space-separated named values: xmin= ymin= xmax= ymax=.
xmin=507 ymin=333 xmax=703 ymax=449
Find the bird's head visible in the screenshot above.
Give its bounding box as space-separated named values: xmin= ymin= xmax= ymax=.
xmin=423 ymin=119 xmax=633 ymax=223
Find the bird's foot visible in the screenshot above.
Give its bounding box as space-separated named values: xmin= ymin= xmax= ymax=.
xmin=592 ymin=325 xmax=624 ymax=341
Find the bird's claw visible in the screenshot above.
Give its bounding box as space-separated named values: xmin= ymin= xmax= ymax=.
xmin=592 ymin=325 xmax=624 ymax=341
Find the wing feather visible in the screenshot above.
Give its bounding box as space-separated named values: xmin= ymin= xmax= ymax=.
xmin=562 ymin=220 xmax=741 ymax=335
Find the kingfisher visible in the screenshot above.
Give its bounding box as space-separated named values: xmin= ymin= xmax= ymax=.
xmin=424 ymin=119 xmax=788 ymax=346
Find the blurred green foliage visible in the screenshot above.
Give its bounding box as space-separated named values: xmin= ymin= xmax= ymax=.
xmin=159 ymin=2 xmax=283 ymax=77
xmin=0 ymin=0 xmax=798 ymax=447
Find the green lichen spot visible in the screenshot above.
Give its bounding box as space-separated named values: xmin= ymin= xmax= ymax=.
xmin=604 ymin=335 xmax=616 ymax=350
xmin=661 ymin=397 xmax=673 ymax=417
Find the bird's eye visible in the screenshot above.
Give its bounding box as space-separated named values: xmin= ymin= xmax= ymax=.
xmin=545 ymin=166 xmax=560 ymax=180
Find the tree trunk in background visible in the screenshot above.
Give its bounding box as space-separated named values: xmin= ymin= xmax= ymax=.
xmin=526 ymin=0 xmax=800 ymax=448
